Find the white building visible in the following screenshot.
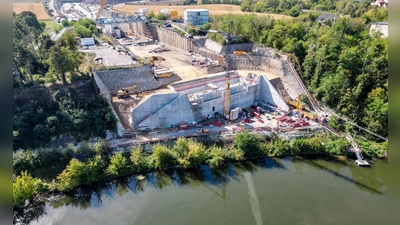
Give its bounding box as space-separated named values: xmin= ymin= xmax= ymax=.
xmin=184 ymin=9 xmax=209 ymax=26
xmin=369 ymin=22 xmax=388 ymax=38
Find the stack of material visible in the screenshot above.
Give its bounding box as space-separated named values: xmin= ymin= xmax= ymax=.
xmin=179 ymin=121 xmax=188 ymax=130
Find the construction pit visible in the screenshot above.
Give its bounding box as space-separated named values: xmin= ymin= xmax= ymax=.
xmin=88 ymin=20 xmax=314 ymax=142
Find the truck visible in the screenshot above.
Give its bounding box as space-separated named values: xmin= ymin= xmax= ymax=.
xmin=234 ymin=51 xmax=246 ymax=55
xmin=170 ymin=10 xmax=179 ymax=21
xmin=154 ymin=69 xmax=174 ymax=78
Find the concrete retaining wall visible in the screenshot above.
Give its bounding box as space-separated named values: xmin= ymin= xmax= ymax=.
xmin=94 ymin=71 xmax=126 ymax=136
xmin=94 ymin=66 xmax=180 ymax=95
xmin=155 ymin=26 xmax=193 ymax=52
xmin=257 ymin=76 xmax=289 ymax=112
xmin=131 ymin=93 xmax=180 ymax=129
xmin=139 ymin=94 xmax=196 ymax=129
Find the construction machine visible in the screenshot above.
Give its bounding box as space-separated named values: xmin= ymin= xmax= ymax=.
xmin=287 ymin=94 xmax=306 ymax=110
xmin=94 ymin=0 xmax=108 ymax=19
xmin=291 ymin=94 xmax=317 ymax=120
xmin=147 ymin=56 xmax=155 ymax=67
xmin=117 ymin=85 xmax=139 ymax=98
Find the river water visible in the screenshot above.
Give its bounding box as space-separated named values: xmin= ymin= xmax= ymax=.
xmin=24 ymin=157 xmax=388 ymax=225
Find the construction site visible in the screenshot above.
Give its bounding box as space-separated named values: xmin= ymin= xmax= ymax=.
xmin=61 ymin=1 xmax=322 ymax=142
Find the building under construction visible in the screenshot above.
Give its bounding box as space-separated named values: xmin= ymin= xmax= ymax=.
xmin=130 ymin=71 xmax=289 ymax=131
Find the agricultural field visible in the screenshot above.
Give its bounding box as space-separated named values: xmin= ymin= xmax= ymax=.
xmin=13 ymin=3 xmax=50 ymax=20
xmin=113 ymin=4 xmax=293 ymax=20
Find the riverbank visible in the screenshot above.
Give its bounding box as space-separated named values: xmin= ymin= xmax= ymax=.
xmin=13 ymin=131 xmax=387 ymax=208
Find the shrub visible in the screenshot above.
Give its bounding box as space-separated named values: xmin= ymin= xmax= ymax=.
xmin=234 ymin=131 xmax=263 ymax=158
xmin=152 ymin=144 xmax=177 ymax=169
xmin=13 ymin=171 xmax=41 ymax=206
xmin=106 ymin=152 xmax=130 ymax=177
xmin=130 ymin=146 xmax=151 ymax=172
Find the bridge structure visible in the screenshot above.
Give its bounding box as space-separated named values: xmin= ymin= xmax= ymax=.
xmin=94 ymin=15 xmax=146 ymax=25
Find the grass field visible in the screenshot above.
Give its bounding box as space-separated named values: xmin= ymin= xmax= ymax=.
xmin=113 ymin=4 xmax=293 ymax=20
xmin=13 ymin=3 xmax=50 ymax=20
xmin=42 ymin=20 xmax=57 ymax=29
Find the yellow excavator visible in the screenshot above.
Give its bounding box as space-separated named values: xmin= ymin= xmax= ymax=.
xmin=117 ymin=85 xmax=139 ymax=98
xmin=147 ymin=56 xmax=155 ymax=67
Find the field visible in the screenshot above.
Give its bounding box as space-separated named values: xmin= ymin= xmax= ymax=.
xmin=13 ymin=3 xmax=50 ymax=20
xmin=113 ymin=4 xmax=293 ymax=20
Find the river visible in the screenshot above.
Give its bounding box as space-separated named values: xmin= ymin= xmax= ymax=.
xmin=19 ymin=156 xmax=388 ymax=225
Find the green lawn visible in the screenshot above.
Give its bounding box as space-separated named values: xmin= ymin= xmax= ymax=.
xmin=42 ymin=20 xmax=58 ymax=30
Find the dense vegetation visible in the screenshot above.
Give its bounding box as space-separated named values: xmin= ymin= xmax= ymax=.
xmin=13 ymin=12 xmax=116 ymax=150
xmin=207 ymin=2 xmax=387 ymax=141
xmin=14 ymin=131 xmax=386 ymax=206
xmin=13 ymin=84 xmax=117 ymax=150
xmin=13 ymin=12 xmax=89 ymax=87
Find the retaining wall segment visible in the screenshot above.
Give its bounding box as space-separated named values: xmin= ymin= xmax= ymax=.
xmin=131 ymin=93 xmax=180 ymax=129
xmin=94 ymin=66 xmax=180 ymax=95
xmin=257 ymin=75 xmax=289 ymax=112
xmin=138 ymin=94 xmax=196 ymax=129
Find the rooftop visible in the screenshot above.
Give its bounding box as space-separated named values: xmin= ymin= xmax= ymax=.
xmin=316 ymin=13 xmax=335 ymax=23
xmin=184 ymin=9 xmax=209 ymax=12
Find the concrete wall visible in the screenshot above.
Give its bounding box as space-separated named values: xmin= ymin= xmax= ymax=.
xmin=93 ymin=71 xmax=126 ymax=136
xmin=94 ymin=66 xmax=180 ymax=95
xmin=257 ymin=76 xmax=289 ymax=112
xmin=132 ymin=93 xmax=180 ymax=129
xmin=139 ymin=94 xmax=196 ymax=129
xmin=156 ymin=27 xmax=193 ymax=52
xmin=220 ymin=43 xmax=254 ymax=54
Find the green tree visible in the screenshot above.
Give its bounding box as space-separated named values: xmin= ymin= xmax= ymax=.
xmin=106 ymin=152 xmax=129 ymax=177
xmin=13 ymin=171 xmax=40 ymax=206
xmin=57 ymin=158 xmax=87 ymax=191
xmin=152 ymin=144 xmax=177 ymax=169
xmin=234 ymin=131 xmax=263 ymax=158
xmin=130 ymin=146 xmax=150 ymax=172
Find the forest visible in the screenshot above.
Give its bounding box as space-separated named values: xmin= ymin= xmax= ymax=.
xmin=206 ymin=0 xmax=388 ymax=141
xmin=13 ymin=12 xmax=116 ymax=150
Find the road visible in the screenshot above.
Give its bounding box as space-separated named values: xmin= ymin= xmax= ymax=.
xmin=50 ymin=27 xmax=73 ymax=41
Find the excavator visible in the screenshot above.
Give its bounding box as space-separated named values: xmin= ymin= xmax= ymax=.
xmin=291 ymin=94 xmax=317 ymax=120
xmin=147 ymin=56 xmax=155 ymax=67
xmin=117 ymin=85 xmax=139 ymax=98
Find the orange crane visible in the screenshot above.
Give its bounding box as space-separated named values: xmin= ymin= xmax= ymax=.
xmin=96 ymin=0 xmax=108 ymax=18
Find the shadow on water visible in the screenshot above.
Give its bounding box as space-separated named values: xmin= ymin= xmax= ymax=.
xmin=15 ymin=157 xmax=386 ymax=225
xmin=301 ymin=157 xmax=388 ymax=197
xmin=14 ymin=198 xmax=46 ymax=225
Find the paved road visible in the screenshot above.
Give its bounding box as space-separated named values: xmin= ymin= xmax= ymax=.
xmin=50 ymin=27 xmax=73 ymax=41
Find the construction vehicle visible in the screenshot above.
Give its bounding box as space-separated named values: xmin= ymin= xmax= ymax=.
xmin=169 ymin=11 xmax=179 ymax=21
xmin=287 ymin=94 xmax=306 ymax=110
xmin=117 ymin=85 xmax=139 ymax=98
xmin=301 ymin=110 xmax=318 ymax=120
xmin=233 ymin=51 xmax=246 ymax=55
xmin=154 ymin=69 xmax=174 ymax=78
xmin=147 ymin=56 xmax=155 ymax=67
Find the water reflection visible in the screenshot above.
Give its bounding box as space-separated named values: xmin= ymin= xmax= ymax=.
xmin=15 ymin=157 xmax=388 ymax=225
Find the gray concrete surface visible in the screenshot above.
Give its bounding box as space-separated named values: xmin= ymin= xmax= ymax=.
xmin=95 ymin=65 xmax=180 ymax=94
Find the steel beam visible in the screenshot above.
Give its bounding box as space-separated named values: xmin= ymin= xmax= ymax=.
xmin=95 ymin=16 xmax=145 ymax=25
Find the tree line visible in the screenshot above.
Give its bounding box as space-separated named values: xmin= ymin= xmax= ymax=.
xmin=15 ymin=131 xmax=388 ymax=206
xmin=207 ymin=1 xmax=387 ymax=140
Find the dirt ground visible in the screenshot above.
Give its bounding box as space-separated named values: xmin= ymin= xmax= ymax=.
xmin=13 ymin=3 xmax=50 ymax=20
xmin=128 ymin=43 xmax=207 ymax=81
xmin=113 ymin=4 xmax=292 ymax=20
